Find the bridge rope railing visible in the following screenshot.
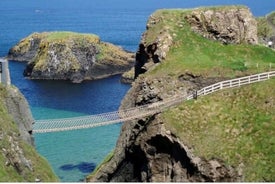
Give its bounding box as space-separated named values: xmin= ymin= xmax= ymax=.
xmin=33 ymin=71 xmax=275 ymax=133
xmin=33 ymin=94 xmax=184 ymax=133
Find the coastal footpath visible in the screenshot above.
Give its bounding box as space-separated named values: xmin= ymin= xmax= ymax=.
xmin=87 ymin=6 xmax=275 ymax=182
xmin=8 ymin=32 xmax=135 ymax=83
xmin=0 ymin=84 xmax=58 ymax=181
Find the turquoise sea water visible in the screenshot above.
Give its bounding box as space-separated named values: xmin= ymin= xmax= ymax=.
xmin=1 ymin=0 xmax=274 ymax=181
xmin=33 ymin=107 xmax=122 ymax=181
xmin=9 ymin=62 xmax=129 ymax=181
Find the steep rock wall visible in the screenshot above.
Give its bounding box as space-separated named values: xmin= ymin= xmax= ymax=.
xmin=2 ymin=86 xmax=34 ymax=146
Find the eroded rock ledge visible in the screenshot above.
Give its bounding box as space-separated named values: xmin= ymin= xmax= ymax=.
xmin=8 ymin=32 xmax=135 ymax=83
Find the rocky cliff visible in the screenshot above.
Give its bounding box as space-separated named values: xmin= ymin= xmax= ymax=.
xmin=0 ymin=84 xmax=58 ymax=181
xmin=2 ymin=86 xmax=34 ymax=146
xmin=8 ymin=32 xmax=135 ymax=83
xmin=185 ymin=6 xmax=258 ymax=45
xmin=87 ymin=6 xmax=275 ymax=182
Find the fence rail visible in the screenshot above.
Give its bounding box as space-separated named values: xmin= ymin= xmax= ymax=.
xmin=196 ymin=71 xmax=275 ymax=97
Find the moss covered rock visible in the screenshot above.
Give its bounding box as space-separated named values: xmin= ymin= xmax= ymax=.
xmin=8 ymin=32 xmax=134 ymax=83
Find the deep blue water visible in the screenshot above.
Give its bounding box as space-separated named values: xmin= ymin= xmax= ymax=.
xmin=1 ymin=0 xmax=274 ymax=182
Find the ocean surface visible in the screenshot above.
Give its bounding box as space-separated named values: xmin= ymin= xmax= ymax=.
xmin=0 ymin=0 xmax=274 ymax=181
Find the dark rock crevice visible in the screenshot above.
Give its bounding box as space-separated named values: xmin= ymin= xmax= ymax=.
xmin=147 ymin=135 xmax=198 ymax=179
xmin=23 ymin=62 xmax=35 ymax=77
xmin=134 ymin=43 xmax=160 ymax=79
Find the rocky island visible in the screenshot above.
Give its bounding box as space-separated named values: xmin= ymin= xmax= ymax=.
xmin=8 ymin=32 xmax=135 ymax=83
xmin=87 ymin=6 xmax=275 ymax=182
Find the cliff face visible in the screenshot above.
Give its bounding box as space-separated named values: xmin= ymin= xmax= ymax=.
xmin=2 ymin=86 xmax=34 ymax=146
xmin=0 ymin=84 xmax=58 ymax=182
xmin=87 ymin=6 xmax=275 ymax=182
xmin=8 ymin=32 xmax=135 ymax=83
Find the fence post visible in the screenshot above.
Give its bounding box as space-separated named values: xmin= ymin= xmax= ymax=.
xmin=193 ymin=90 xmax=197 ymax=100
xmin=0 ymin=62 xmax=2 ymax=84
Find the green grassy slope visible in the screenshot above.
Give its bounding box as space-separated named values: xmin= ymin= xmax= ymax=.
xmin=144 ymin=8 xmax=275 ymax=79
xmin=163 ymin=78 xmax=275 ymax=181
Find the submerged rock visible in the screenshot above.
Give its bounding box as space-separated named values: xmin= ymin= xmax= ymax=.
xmin=8 ymin=31 xmax=135 ymax=83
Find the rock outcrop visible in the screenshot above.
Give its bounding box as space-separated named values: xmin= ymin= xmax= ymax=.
xmin=185 ymin=6 xmax=258 ymax=45
xmin=8 ymin=32 xmax=135 ymax=83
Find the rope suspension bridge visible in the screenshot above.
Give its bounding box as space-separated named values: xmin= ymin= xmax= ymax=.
xmin=33 ymin=71 xmax=275 ymax=133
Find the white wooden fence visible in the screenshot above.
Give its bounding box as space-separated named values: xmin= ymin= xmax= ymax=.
xmin=193 ymin=71 xmax=275 ymax=98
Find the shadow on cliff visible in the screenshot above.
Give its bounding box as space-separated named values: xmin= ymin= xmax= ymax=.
xmin=60 ymin=162 xmax=96 ymax=173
